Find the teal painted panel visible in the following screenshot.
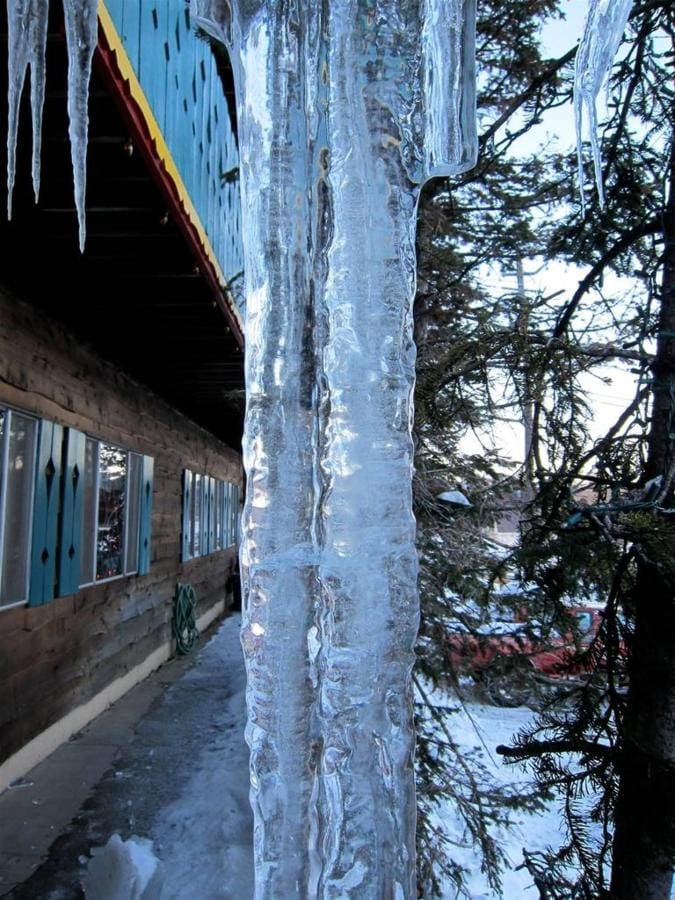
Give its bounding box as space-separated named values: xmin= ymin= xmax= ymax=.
xmin=207 ymin=476 xmax=216 ymax=553
xmin=29 ymin=420 xmax=63 ymax=606
xmin=109 ymin=0 xmax=244 ymax=308
xmin=138 ymin=455 xmax=154 ymax=575
xmin=119 ymin=1 xmax=141 ymax=73
xmin=225 ymin=482 xmax=236 ymax=548
xmin=232 ymin=484 xmax=239 ymax=547
xmin=57 ymin=428 xmax=85 ymax=597
xmin=163 ymin=4 xmax=183 ymax=181
xmin=199 ymin=474 xmax=209 ymax=557
xmin=181 ymin=469 xmax=192 ymax=562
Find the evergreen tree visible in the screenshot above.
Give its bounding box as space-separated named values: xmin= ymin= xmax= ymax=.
xmin=414 ymin=0 xmax=674 ymax=894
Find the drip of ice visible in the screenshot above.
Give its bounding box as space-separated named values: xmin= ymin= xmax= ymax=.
xmin=28 ymin=0 xmax=48 ymax=202
xmin=574 ymin=0 xmax=633 ymax=212
xmin=192 ymin=2 xmax=476 ymax=896
xmin=6 ymin=0 xmax=49 ymax=216
xmin=62 ymin=0 xmax=98 ymax=252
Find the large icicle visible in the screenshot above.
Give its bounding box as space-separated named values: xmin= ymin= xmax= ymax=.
xmin=6 ymin=0 xmax=49 ymax=216
xmin=574 ymin=0 xmax=633 ymax=212
xmin=192 ymin=2 xmax=476 ymax=896
xmin=62 ymin=0 xmax=98 ymax=252
xmin=28 ymin=0 xmax=48 ymax=202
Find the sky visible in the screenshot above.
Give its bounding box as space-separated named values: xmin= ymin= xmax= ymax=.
xmin=458 ymin=0 xmax=641 ymax=467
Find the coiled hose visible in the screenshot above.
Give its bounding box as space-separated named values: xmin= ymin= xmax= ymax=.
xmin=173 ymin=583 xmax=199 ymax=655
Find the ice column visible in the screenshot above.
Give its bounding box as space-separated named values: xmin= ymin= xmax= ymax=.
xmin=574 ymin=0 xmax=633 ymax=211
xmin=192 ymin=2 xmax=476 ymax=896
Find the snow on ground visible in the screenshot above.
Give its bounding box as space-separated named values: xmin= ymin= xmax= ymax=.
xmin=435 ymin=700 xmax=566 ymax=899
xmin=143 ymin=615 xmax=567 ymax=899
xmin=150 ymin=615 xmax=254 ymax=900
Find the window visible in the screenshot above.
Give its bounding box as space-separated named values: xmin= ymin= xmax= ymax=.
xmin=0 ymin=411 xmax=154 ymax=611
xmin=181 ymin=470 xmax=239 ymax=561
xmin=0 ymin=407 xmax=38 ymax=608
xmin=79 ymin=439 xmax=148 ymax=587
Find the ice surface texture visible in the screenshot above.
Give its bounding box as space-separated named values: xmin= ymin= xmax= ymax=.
xmin=192 ymin=2 xmax=476 ymax=896
xmin=6 ymin=0 xmax=48 ymax=215
xmin=4 ymin=0 xmax=631 ymax=895
xmin=62 ymin=0 xmax=98 ymax=251
xmin=6 ymin=0 xmax=98 ymax=249
xmin=574 ymin=0 xmax=633 ymax=211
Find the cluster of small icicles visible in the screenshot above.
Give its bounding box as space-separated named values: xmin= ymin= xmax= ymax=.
xmin=6 ymin=0 xmax=635 ymax=255
xmin=574 ymin=0 xmax=634 ymax=214
xmin=6 ymin=0 xmax=98 ymax=252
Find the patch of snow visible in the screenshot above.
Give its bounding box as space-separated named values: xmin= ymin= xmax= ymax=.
xmin=434 ymin=701 xmax=566 ymax=898
xmin=151 ymin=615 xmax=253 ymax=900
xmin=82 ymin=834 xmax=163 ymax=900
xmin=437 ymin=490 xmax=472 ymax=507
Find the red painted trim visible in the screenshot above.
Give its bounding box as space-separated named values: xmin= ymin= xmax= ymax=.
xmin=94 ymin=30 xmax=244 ymax=348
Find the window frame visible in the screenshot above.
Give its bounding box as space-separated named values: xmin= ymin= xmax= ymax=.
xmin=0 ymin=406 xmax=39 ymax=611
xmin=79 ymin=438 xmax=145 ymax=589
xmin=181 ymin=469 xmax=239 ymax=562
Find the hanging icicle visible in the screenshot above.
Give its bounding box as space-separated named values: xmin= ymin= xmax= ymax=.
xmin=62 ymin=0 xmax=98 ymax=252
xmin=6 ymin=0 xmax=49 ymax=216
xmin=574 ymin=0 xmax=633 ymax=213
xmin=6 ymin=0 xmax=98 ymax=250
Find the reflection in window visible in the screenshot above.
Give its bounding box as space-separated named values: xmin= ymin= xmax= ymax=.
xmin=97 ymin=445 xmax=126 ymax=580
xmin=0 ymin=409 xmax=38 ymax=607
xmin=80 ymin=439 xmax=97 ymax=586
xmin=192 ymin=472 xmax=202 ymax=557
xmin=215 ymin=481 xmax=223 ymax=551
xmin=80 ymin=439 xmax=144 ymax=586
xmin=182 ymin=470 xmax=239 ymax=561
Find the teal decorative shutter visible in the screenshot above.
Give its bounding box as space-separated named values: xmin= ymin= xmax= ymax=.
xmin=227 ymin=482 xmax=234 ymax=547
xmin=137 ymin=455 xmax=154 ymax=575
xmin=181 ymin=470 xmax=192 ymax=562
xmin=29 ymin=420 xmax=63 ymax=606
xmin=233 ymin=484 xmax=240 ymax=546
xmin=207 ymin=476 xmax=216 ymax=553
xmin=223 ymin=482 xmax=230 ymax=547
xmin=57 ymin=428 xmax=85 ymax=597
xmin=218 ymin=480 xmax=225 ymax=549
xmin=200 ymin=475 xmax=210 ymax=557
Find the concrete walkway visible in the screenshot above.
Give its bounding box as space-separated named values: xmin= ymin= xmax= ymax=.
xmin=0 ymin=613 xmax=253 ymax=899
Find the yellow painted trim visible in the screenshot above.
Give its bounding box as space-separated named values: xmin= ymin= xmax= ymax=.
xmin=98 ymin=2 xmax=243 ymax=333
xmin=0 ymin=599 xmax=227 ymax=795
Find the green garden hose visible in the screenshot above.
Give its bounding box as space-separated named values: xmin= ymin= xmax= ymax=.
xmin=173 ymin=583 xmax=199 ymax=655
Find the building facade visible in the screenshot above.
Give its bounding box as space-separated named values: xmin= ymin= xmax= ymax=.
xmin=0 ymin=1 xmax=244 ymax=791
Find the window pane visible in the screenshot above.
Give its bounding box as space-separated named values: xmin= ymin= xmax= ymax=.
xmin=215 ymin=481 xmax=223 ymax=550
xmin=183 ymin=470 xmax=193 ymax=560
xmin=192 ymin=473 xmax=202 ymax=557
xmin=125 ymin=454 xmax=142 ymax=574
xmin=233 ymin=485 xmax=239 ymax=546
xmin=208 ymin=478 xmax=215 ymax=553
xmin=79 ymin=439 xmax=98 ymax=585
xmin=0 ymin=412 xmax=37 ymax=606
xmin=97 ymin=444 xmax=126 ymax=580
xmin=222 ymin=483 xmax=229 ymax=546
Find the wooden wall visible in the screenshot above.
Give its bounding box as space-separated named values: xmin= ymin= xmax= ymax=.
xmin=0 ymin=285 xmax=242 ymax=765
